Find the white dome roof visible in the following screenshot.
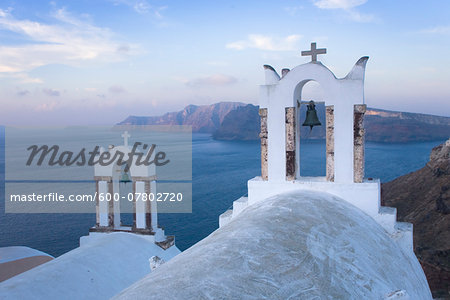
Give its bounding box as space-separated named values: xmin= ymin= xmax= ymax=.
xmin=0 ymin=232 xmax=180 ymax=300
xmin=114 ymin=190 xmax=431 ymax=299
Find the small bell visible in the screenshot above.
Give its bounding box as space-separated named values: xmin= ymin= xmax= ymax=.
xmin=120 ymin=172 xmax=132 ymax=183
xmin=302 ymin=100 xmax=321 ymax=131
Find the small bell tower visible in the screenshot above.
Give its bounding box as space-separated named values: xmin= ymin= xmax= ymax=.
xmin=90 ymin=131 xmax=170 ymax=246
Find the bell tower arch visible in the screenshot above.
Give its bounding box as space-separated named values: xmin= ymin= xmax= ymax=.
xmin=259 ymin=43 xmax=368 ymax=184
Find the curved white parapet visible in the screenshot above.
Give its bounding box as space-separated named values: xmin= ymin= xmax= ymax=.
xmin=344 ymin=56 xmax=369 ymax=80
xmin=263 ymin=65 xmax=280 ymax=85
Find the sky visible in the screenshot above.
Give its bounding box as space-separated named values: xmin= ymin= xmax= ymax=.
xmin=0 ymin=0 xmax=449 ymax=125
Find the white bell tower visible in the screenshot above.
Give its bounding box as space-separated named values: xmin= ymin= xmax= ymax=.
xmin=220 ymin=43 xmax=415 ymax=258
xmin=250 ymin=42 xmax=376 ymax=213
xmin=91 ymin=131 xmax=170 ymax=246
xmin=259 ymin=42 xmax=368 ymax=183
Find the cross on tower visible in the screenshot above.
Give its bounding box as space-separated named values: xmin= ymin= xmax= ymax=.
xmin=301 ymin=42 xmax=327 ymax=62
xmin=122 ymin=131 xmax=130 ymax=147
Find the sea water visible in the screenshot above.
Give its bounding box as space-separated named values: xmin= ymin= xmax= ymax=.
xmin=0 ymin=129 xmax=445 ymax=256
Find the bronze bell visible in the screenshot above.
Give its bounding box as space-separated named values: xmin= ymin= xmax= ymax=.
xmin=302 ymin=100 xmax=321 ymax=130
xmin=120 ymin=172 xmax=132 ymax=183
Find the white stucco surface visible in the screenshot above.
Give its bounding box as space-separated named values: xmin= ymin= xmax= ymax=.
xmin=248 ymin=176 xmax=381 ymax=217
xmin=114 ymin=190 xmax=432 ymax=299
xmin=0 ymin=232 xmax=180 ymax=300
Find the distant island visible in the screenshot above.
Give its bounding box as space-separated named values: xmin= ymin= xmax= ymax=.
xmin=118 ymin=102 xmax=450 ymax=143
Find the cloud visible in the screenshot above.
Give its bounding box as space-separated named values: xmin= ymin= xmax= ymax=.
xmin=341 ymin=9 xmax=375 ymax=22
xmin=6 ymin=72 xmax=43 ymax=83
xmin=153 ymin=6 xmax=168 ymax=20
xmin=313 ymin=0 xmax=367 ymax=9
xmin=226 ymin=34 xmax=302 ymax=51
xmin=0 ymin=8 xmax=134 ymax=74
xmin=116 ymin=44 xmax=131 ymax=54
xmin=186 ymin=74 xmax=238 ymax=87
xmin=133 ymin=1 xmax=151 ymax=14
xmin=42 ymin=88 xmax=60 ymax=97
xmin=16 ymin=88 xmax=29 ymax=96
xmin=419 ymin=26 xmax=450 ymax=35
xmin=111 ymin=0 xmax=167 ymax=18
xmin=312 ymin=0 xmax=375 ymax=23
xmin=284 ymin=6 xmax=304 ymax=16
xmin=35 ymin=101 xmax=60 ymax=112
xmin=109 ymin=85 xmax=126 ymax=94
xmin=207 ymin=61 xmax=229 ymax=67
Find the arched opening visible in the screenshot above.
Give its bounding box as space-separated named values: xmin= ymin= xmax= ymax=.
xmin=295 ymin=80 xmax=326 ymax=178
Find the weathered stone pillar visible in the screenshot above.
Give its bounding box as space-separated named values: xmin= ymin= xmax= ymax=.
xmin=107 ymin=180 xmax=114 ymax=227
xmin=132 ymin=176 xmax=156 ymax=232
xmin=285 ymin=107 xmax=296 ymax=181
xmin=94 ymin=176 xmax=113 ymax=228
xmin=134 ymin=181 xmax=146 ymax=229
xmin=259 ymin=108 xmax=268 ymax=181
xmin=94 ymin=176 xmax=114 ymax=228
xmin=150 ymin=180 xmax=158 ymax=231
xmin=326 ymin=105 xmax=335 ymax=182
xmin=145 ymin=180 xmax=152 ymax=230
xmin=95 ymin=180 xmax=100 ymax=226
xmin=132 ymin=180 xmax=136 ymax=229
xmin=354 ymin=104 xmax=366 ymax=183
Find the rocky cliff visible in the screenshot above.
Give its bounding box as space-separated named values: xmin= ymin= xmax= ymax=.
xmin=212 ymin=104 xmax=261 ymax=140
xmin=118 ymin=102 xmax=245 ymax=133
xmin=382 ymin=139 xmax=450 ymax=298
xmin=365 ymin=109 xmax=450 ymax=143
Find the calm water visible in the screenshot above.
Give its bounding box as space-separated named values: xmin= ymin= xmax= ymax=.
xmin=0 ymin=128 xmax=445 ymax=256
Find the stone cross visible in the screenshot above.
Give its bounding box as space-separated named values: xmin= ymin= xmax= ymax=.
xmin=122 ymin=131 xmax=130 ymax=147
xmin=301 ymin=42 xmax=327 ymax=62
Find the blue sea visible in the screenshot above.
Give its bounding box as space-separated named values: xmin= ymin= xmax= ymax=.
xmin=0 ymin=128 xmax=445 ymax=256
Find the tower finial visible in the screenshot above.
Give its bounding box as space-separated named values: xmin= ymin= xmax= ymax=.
xmin=301 ymin=42 xmax=327 ymax=62
xmin=121 ymin=131 xmax=130 ymax=147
